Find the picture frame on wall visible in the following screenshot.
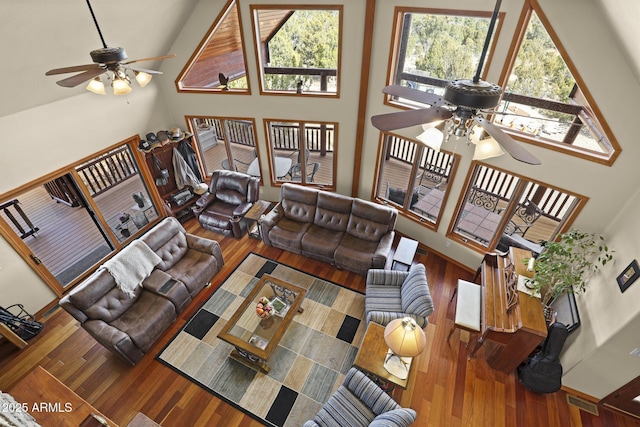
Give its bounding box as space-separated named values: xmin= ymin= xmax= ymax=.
xmin=617 ymin=259 xmax=640 ymax=293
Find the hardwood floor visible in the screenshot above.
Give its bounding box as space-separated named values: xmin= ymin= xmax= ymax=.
xmin=1 ymin=218 xmax=638 ymax=426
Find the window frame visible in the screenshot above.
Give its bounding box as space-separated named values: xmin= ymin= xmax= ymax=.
xmin=250 ymin=4 xmax=343 ymax=97
xmin=446 ymin=161 xmax=587 ymax=253
xmin=263 ymin=118 xmax=337 ymax=189
xmin=491 ymin=2 xmax=620 ymax=165
xmin=373 ymin=132 xmax=460 ymax=231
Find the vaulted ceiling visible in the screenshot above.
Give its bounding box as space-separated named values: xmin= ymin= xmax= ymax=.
xmin=1 ymin=0 xmax=638 ymax=118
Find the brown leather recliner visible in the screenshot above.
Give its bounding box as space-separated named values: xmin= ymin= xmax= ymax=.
xmin=193 ymin=170 xmax=260 ymax=238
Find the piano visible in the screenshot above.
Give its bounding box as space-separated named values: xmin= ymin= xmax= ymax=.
xmin=477 ymin=247 xmax=548 ymax=372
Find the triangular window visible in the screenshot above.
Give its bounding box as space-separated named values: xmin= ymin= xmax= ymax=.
xmin=176 ymin=0 xmax=250 ymax=92
xmin=494 ymin=7 xmax=619 ymax=163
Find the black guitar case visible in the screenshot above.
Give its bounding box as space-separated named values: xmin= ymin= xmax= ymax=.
xmin=518 ymin=322 xmax=569 ymax=393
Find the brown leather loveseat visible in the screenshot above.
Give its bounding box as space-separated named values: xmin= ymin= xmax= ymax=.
xmin=60 ymin=217 xmax=224 ymax=365
xmin=261 ymin=183 xmax=397 ymax=275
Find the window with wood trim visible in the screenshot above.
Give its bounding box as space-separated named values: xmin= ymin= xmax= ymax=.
xmin=374 ymin=133 xmax=459 ymax=228
xmin=493 ymin=6 xmax=619 ymax=163
xmin=263 ymin=119 xmax=336 ymax=188
xmin=187 ymin=116 xmax=258 ymax=177
xmin=448 ymin=163 xmax=584 ymax=253
xmin=251 ymin=5 xmax=342 ymax=96
xmin=176 ymin=0 xmax=250 ymax=93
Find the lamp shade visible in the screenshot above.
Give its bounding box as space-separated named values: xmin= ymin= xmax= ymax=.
xmin=416 ymin=126 xmax=444 ymax=152
xmin=112 ymin=77 xmax=132 ymax=95
xmin=469 ymin=126 xmax=504 ymax=160
xmin=384 ymin=317 xmax=426 ymax=358
xmin=86 ymin=77 xmax=106 ymax=95
xmin=135 ymin=71 xmax=152 ymax=87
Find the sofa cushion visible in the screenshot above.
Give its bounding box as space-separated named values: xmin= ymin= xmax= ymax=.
xmin=370 ymin=409 xmax=417 ymax=427
xmin=281 ymin=184 xmax=318 ymax=223
xmin=110 ymin=291 xmax=176 ymax=351
xmin=140 ymin=218 xmax=189 ymax=271
xmin=313 ymin=386 xmax=376 ymax=427
xmin=268 ymin=217 xmax=311 ymax=253
xmin=335 ymin=234 xmax=385 ymax=275
xmin=199 ymin=209 xmax=234 ymax=232
xmin=365 ymin=284 xmax=403 ymax=316
xmin=347 ymin=199 xmax=395 ymax=242
xmin=314 ymin=192 xmax=352 ymax=232
xmin=70 ymin=269 xmax=140 ymax=320
xmin=215 ymin=189 xmax=246 ymax=205
xmin=301 ymin=225 xmax=344 ymax=262
xmin=165 ymin=248 xmax=221 ymax=296
xmin=400 ymin=264 xmax=434 ymax=318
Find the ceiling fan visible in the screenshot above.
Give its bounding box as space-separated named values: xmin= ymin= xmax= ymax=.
xmin=370 ymin=0 xmax=541 ymax=165
xmin=45 ymin=0 xmax=175 ymax=94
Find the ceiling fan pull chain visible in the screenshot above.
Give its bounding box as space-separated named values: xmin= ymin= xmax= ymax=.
xmin=86 ymin=0 xmax=108 ymax=49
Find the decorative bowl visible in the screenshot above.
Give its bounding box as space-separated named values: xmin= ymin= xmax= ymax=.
xmin=256 ymin=297 xmax=274 ymax=318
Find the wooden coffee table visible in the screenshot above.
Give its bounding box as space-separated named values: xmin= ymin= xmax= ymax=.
xmin=217 ymin=274 xmax=306 ymax=373
xmin=353 ymin=322 xmax=414 ymax=390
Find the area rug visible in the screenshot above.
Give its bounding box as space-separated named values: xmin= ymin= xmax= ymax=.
xmin=156 ymin=253 xmax=367 ymax=427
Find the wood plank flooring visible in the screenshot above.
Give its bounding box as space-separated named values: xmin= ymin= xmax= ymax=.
xmin=1 ymin=219 xmax=639 ymax=426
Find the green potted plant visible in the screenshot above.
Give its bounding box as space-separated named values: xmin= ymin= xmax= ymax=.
xmin=525 ymin=229 xmax=614 ymax=311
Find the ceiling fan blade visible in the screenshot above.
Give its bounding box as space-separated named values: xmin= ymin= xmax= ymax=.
xmin=382 ymin=85 xmax=447 ymax=107
xmin=372 ymin=107 xmax=452 ymax=132
xmin=45 ymin=64 xmax=100 ymax=76
xmin=122 ymin=65 xmax=162 ymax=75
xmin=55 ymin=67 xmax=107 ymax=88
xmin=122 ymin=54 xmax=176 ymax=65
xmin=473 ymin=116 xmax=541 ymax=165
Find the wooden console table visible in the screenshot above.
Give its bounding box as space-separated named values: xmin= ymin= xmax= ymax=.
xmin=9 ymin=366 xmax=118 ymax=426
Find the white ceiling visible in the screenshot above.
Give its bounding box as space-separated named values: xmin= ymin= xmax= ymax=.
xmin=0 ymin=0 xmax=199 ymax=118
xmin=1 ymin=0 xmax=639 ymax=119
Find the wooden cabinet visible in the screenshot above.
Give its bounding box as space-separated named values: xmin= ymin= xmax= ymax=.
xmin=141 ymin=135 xmax=203 ymax=222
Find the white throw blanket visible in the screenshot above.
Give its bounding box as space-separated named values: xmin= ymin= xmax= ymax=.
xmin=100 ymin=240 xmax=162 ymax=298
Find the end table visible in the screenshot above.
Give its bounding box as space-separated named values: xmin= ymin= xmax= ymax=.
xmin=244 ymin=200 xmax=272 ymax=239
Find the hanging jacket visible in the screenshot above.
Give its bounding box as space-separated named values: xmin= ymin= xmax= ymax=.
xmin=177 ymin=140 xmax=203 ymax=182
xmin=172 ymin=147 xmax=201 ymax=190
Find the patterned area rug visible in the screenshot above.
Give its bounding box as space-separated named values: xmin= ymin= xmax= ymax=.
xmin=157 ymin=253 xmax=367 ymax=427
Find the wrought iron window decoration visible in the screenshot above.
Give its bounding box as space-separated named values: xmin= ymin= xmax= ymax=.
xmin=617 ymin=259 xmax=640 ymax=293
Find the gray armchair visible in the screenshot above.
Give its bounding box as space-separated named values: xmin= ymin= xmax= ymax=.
xmin=365 ymin=263 xmax=434 ymax=328
xmin=193 ymin=170 xmax=259 ymax=238
xmin=303 ymin=367 xmax=416 ymax=427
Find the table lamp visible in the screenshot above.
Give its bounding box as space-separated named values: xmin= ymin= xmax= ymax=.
xmin=383 ymin=317 xmax=426 ymax=379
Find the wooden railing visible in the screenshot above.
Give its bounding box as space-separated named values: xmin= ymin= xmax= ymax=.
xmin=205 ymin=119 xmax=335 ymax=154
xmin=76 ymin=146 xmax=138 ymax=197
xmin=0 ymin=199 xmax=39 ymax=239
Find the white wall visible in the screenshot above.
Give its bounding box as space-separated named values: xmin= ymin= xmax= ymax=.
xmin=0 ymin=86 xmax=172 ymax=315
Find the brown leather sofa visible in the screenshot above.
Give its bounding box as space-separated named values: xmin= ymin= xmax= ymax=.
xmin=261 ymin=183 xmax=398 ymax=275
xmin=193 ymin=170 xmax=260 ymax=238
xmin=60 ymin=217 xmax=224 ymax=365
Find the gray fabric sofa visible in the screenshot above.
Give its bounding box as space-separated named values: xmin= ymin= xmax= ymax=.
xmin=261 ymin=183 xmax=398 ymax=275
xmin=60 ymin=217 xmax=224 ymax=365
xmin=303 ymin=367 xmax=416 ymax=427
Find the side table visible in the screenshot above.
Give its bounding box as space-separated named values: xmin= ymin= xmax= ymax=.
xmin=353 ymin=322 xmax=413 ymax=391
xmin=391 ymin=237 xmax=419 ymax=271
xmin=244 ymin=200 xmax=272 ymax=239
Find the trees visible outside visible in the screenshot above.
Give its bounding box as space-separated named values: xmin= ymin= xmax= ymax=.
xmin=263 ymin=10 xmax=339 ymax=92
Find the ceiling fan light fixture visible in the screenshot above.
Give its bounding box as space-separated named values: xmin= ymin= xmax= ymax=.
xmin=112 ymin=77 xmax=132 ymax=95
xmin=472 ymin=136 xmax=504 ymax=160
xmin=86 ymin=77 xmax=106 ymax=95
xmin=134 ymin=71 xmax=152 ymax=87
xmin=417 ymin=127 xmax=444 ymax=152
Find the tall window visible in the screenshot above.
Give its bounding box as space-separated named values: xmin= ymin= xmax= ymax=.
xmin=388 ymin=8 xmax=496 ymax=101
xmin=449 ymin=164 xmax=584 ymax=253
xmin=252 ymin=6 xmax=342 ymax=96
xmin=188 ymin=116 xmax=258 ymax=178
xmin=264 ymin=120 xmax=336 ymax=188
xmin=494 ymin=8 xmax=619 ymax=162
xmin=375 ymin=134 xmax=458 ymax=228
